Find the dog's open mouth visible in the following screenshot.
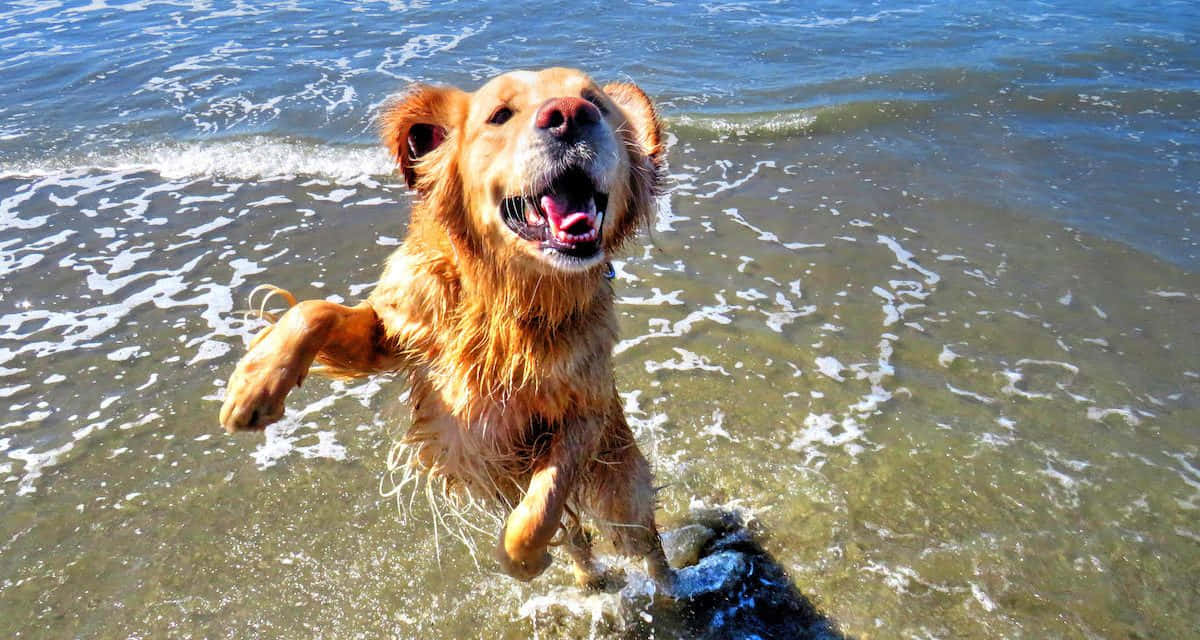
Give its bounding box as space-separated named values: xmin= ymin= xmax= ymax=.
xmin=500 ymin=167 xmax=608 ymax=261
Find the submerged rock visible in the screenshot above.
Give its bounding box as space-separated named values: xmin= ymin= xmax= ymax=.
xmin=521 ymin=510 xmax=845 ymax=639
xmin=675 ymin=550 xmax=747 ymax=597
xmin=661 ymin=510 xmax=846 ymax=640
xmin=662 ymin=523 xmax=717 ymax=569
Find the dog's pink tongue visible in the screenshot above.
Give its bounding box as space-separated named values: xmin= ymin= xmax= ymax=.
xmin=540 ymin=193 xmax=594 ymax=235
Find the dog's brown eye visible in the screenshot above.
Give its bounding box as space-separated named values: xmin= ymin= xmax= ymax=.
xmin=487 ymin=106 xmax=513 ymax=125
xmin=582 ymin=91 xmax=608 ymax=116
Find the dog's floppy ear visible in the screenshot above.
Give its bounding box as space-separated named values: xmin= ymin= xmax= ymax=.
xmin=380 ymin=84 xmax=468 ymax=190
xmin=603 ymin=82 xmax=664 ymax=163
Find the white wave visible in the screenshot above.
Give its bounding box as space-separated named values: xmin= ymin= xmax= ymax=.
xmin=8 ymin=441 xmax=75 ymax=496
xmin=1015 ymin=358 xmax=1079 ymax=375
xmin=720 ymin=206 xmax=826 ymax=251
xmin=877 ymin=234 xmax=940 ymax=285
xmin=247 ymin=379 xmax=381 ymax=469
xmin=946 ymin=383 xmax=995 ymax=405
xmin=518 ymin=555 xmax=657 ymax=638
xmin=0 ymin=138 xmax=397 ymax=181
xmin=644 ymin=348 xmax=730 ymax=376
xmin=1086 ymin=406 xmax=1141 ymax=427
xmin=616 ymin=288 xmax=684 ymax=306
xmin=789 ymin=412 xmax=867 ymax=463
xmin=775 ymin=7 xmax=927 ymax=29
xmin=971 ymin=582 xmax=999 ymax=612
xmin=1148 ymin=289 xmax=1191 ymax=299
xmin=671 ymin=111 xmax=817 ymax=136
xmin=938 ymin=345 xmax=959 ymax=367
xmin=814 ymin=356 xmax=845 ymax=381
xmin=700 ymin=409 xmax=735 ymax=442
xmin=615 ymin=294 xmax=739 ymax=354
xmin=698 ymin=162 xmax=775 ymax=200
xmin=375 ymin=19 xmax=492 ymax=80
xmin=997 ymin=369 xmax=1054 ymax=400
xmin=654 ymin=193 xmax=690 ymax=232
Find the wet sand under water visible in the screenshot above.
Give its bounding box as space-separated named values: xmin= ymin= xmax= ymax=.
xmin=1 ymin=128 xmax=1197 ymax=638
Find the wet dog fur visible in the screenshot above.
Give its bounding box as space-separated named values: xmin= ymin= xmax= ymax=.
xmin=218 ymin=68 xmax=674 ymax=590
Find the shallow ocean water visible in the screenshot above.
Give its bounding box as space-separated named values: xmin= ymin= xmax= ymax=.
xmin=1 ymin=1 xmax=1198 ymax=638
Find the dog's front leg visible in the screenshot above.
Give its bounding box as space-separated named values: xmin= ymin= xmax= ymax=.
xmin=495 ymin=423 xmax=596 ymax=581
xmin=219 ymin=300 xmax=386 ymax=432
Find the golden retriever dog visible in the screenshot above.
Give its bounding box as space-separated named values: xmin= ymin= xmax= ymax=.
xmin=218 ymin=67 xmax=674 ymax=591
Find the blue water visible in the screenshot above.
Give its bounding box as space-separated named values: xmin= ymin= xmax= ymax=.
xmin=3 ymin=0 xmax=1197 ymax=266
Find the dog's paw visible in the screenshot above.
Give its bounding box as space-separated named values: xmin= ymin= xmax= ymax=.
xmin=494 ymin=539 xmax=553 ymax=582
xmin=219 ymin=326 xmax=308 ymax=433
xmin=573 ymin=562 xmax=626 ymax=592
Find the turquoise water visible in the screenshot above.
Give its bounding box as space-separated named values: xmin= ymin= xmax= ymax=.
xmin=1 ymin=2 xmax=1198 ymax=637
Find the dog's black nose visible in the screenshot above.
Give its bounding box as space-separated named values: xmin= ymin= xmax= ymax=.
xmin=535 ymin=97 xmax=600 ymax=140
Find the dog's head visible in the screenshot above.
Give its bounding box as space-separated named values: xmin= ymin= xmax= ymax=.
xmin=381 ymin=68 xmax=663 ymax=276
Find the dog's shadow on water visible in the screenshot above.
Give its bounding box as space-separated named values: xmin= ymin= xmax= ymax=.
xmin=520 ymin=508 xmax=848 ymax=639
xmin=631 ymin=508 xmax=850 ymax=640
